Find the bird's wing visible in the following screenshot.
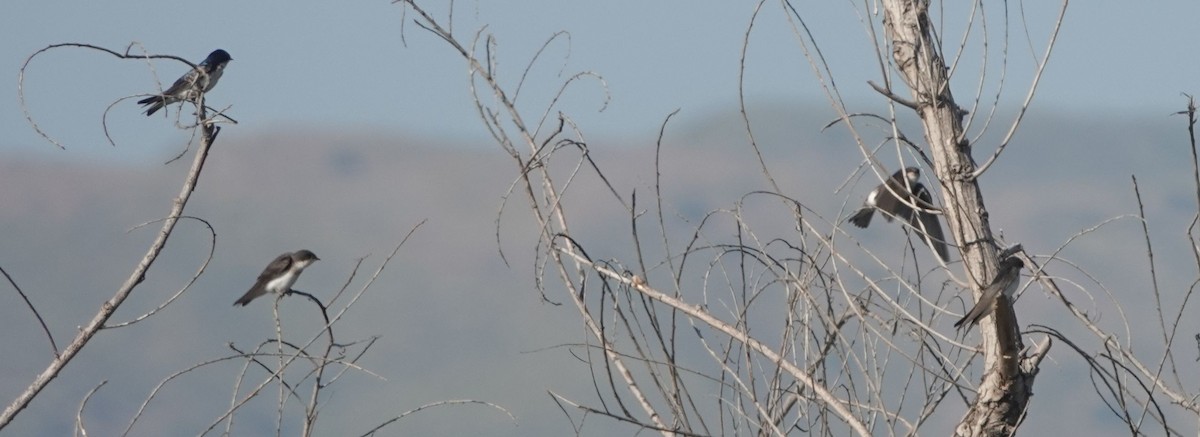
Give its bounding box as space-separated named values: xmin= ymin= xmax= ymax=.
xmin=954 ymin=261 xmax=1020 ymax=328
xmin=161 ymin=68 xmax=202 ymax=97
xmin=874 ymin=181 xmax=911 ymax=223
xmin=256 ymin=253 xmax=294 ymax=283
xmin=954 ymin=292 xmax=994 ymax=328
xmin=909 ymin=186 xmax=949 ymax=262
xmin=955 ymin=275 xmax=1003 ymax=329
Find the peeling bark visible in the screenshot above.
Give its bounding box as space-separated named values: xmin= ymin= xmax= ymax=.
xmin=879 ymin=1 xmax=1041 ymax=435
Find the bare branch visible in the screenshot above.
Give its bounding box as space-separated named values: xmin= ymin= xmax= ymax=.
xmin=0 ymin=264 xmax=57 ymax=358
xmin=73 ymin=381 xmax=105 ymax=437
xmin=18 ymin=43 xmax=197 ymax=150
xmin=105 ymin=216 xmax=216 ymax=328
xmin=557 ymin=245 xmax=873 ymax=435
xmin=357 ymin=399 xmax=517 ymax=436
xmin=0 ymin=66 xmax=221 ymax=428
xmin=971 ymin=0 xmax=1070 ymax=179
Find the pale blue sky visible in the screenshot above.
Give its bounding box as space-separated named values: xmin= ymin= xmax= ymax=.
xmin=2 ymin=1 xmax=1198 ymax=162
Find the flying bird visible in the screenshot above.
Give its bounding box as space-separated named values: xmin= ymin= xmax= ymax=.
xmin=954 ymin=257 xmax=1024 ymax=329
xmin=138 ymin=49 xmax=232 ymax=116
xmin=233 ymin=250 xmax=320 ymax=306
xmin=848 ymin=167 xmax=949 ymax=262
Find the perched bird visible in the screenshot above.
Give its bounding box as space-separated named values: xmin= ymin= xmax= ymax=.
xmin=233 ymin=250 xmax=320 ymax=306
xmin=138 ymin=49 xmax=232 ymax=116
xmin=954 ymin=257 xmax=1024 ymax=329
xmin=848 ymin=167 xmax=949 ymax=262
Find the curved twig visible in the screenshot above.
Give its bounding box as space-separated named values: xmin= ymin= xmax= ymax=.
xmin=18 ymin=43 xmax=193 ymax=150
xmin=0 ymin=76 xmax=220 ymax=429
xmin=105 ymin=216 xmax=216 ymax=328
xmin=358 ymin=399 xmax=517 ymax=436
xmin=73 ymin=380 xmax=106 ymax=437
xmin=0 ymin=265 xmax=57 ymax=358
xmin=971 ymin=0 xmax=1070 ymax=179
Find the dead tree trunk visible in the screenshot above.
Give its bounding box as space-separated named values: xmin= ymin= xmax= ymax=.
xmin=880 ymin=1 xmax=1039 ymax=435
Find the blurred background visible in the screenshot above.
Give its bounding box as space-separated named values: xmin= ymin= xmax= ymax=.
xmin=1 ymin=0 xmax=1198 ymax=435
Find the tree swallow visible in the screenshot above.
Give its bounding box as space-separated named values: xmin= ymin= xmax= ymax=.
xmin=848 ymin=167 xmax=949 ymax=262
xmin=138 ymin=49 xmax=232 ymax=116
xmin=233 ymin=250 xmax=320 ymax=306
xmin=954 ymin=257 xmax=1024 ymax=329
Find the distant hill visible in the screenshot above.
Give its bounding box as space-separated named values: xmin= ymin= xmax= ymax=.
xmin=0 ymin=102 xmax=1195 ymax=435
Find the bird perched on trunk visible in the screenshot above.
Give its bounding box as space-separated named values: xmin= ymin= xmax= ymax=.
xmin=233 ymin=250 xmax=319 ymax=306
xmin=954 ymin=257 xmax=1024 ymax=329
xmin=848 ymin=167 xmax=949 ymax=262
xmin=138 ymin=49 xmax=232 ymax=116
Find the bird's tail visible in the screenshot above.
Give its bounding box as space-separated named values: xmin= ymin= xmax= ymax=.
xmin=848 ymin=208 xmax=874 ymax=228
xmin=137 ymin=96 xmax=166 ymax=116
xmin=232 ymin=291 xmax=259 ymax=307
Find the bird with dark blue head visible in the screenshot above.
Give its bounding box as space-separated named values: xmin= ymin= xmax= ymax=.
xmin=138 ymin=49 xmax=232 ymax=116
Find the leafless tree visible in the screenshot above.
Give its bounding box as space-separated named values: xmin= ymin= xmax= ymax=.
xmin=399 ymin=0 xmax=1199 ymax=435
xmin=105 ymin=224 xmax=440 ymax=437
xmin=4 ymin=43 xmax=230 ymax=430
xmin=5 ymin=44 xmax=483 ymax=436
